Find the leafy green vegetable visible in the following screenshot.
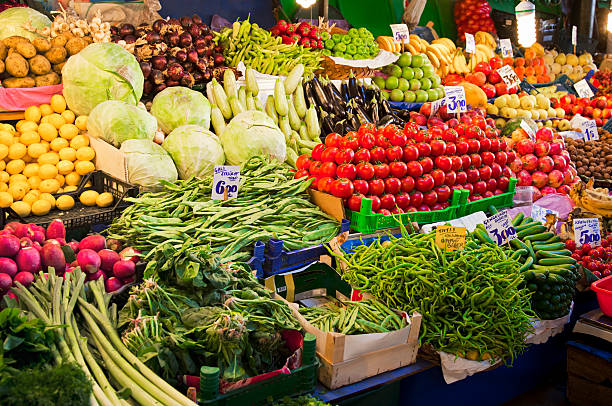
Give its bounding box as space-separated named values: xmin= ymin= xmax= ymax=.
xmin=151 ymin=86 xmax=211 ymax=133
xmin=0 ymin=8 xmax=50 ymax=41
xmin=88 ymin=100 xmax=158 ymax=147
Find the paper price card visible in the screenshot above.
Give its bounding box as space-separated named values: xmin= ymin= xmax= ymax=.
xmin=532 ymin=204 xmax=559 ymax=225
xmin=212 ymin=165 xmax=240 ymax=200
xmin=500 ymin=38 xmax=513 ymax=58
xmin=497 ymin=65 xmax=521 ymax=88
xmin=483 ymin=210 xmax=517 ymax=246
xmin=574 ymin=217 xmax=601 ymax=247
xmin=435 ymin=225 xmax=467 ymax=252
xmin=443 ymin=86 xmax=467 ymax=113
xmin=430 ymin=97 xmax=445 ymax=116
xmin=572 ymin=26 xmax=577 ymax=45
xmin=574 ymin=79 xmax=594 ymax=99
xmin=465 ymin=33 xmax=475 ymax=54
xmin=520 ymin=119 xmax=536 ymax=141
xmin=577 ymin=118 xmax=598 ymax=141
xmin=390 ymin=24 xmax=409 ymax=44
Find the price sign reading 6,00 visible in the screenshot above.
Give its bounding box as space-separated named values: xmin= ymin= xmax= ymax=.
xmin=483 ymin=210 xmax=517 ymax=246
xmin=443 ymin=86 xmax=467 ymax=113
xmin=211 ymin=165 xmax=240 ymax=201
xmin=573 ymin=218 xmax=601 ymax=247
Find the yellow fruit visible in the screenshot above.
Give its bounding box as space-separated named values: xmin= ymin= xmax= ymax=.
xmin=39 ymin=164 xmax=58 ymax=180
xmin=75 ymin=115 xmax=88 ymax=131
xmin=59 ymin=147 xmax=77 ymax=161
xmin=6 ymin=160 xmax=25 ymax=175
xmin=9 ymin=182 xmax=28 ymax=200
xmin=22 ymin=190 xmax=40 ymax=206
xmin=27 ymin=143 xmax=48 ymax=159
xmin=9 ymin=174 xmax=27 ymax=185
xmin=96 ymin=192 xmax=114 ymax=208
xmin=11 ymin=201 xmax=30 ymax=217
xmin=24 ymin=106 xmax=42 ymax=123
xmin=46 ymin=113 xmax=65 ymax=130
xmin=79 ymin=190 xmax=99 ymax=206
xmin=76 ymin=146 xmax=95 ymax=161
xmin=0 ymin=183 xmax=7 ymax=192
xmin=84 ymin=181 xmax=92 ymax=187
xmin=59 ymin=123 xmax=78 ymax=141
xmin=39 ymin=104 xmax=53 ymax=116
xmin=31 ymin=199 xmax=51 ymax=216
xmin=0 ymin=171 xmax=9 ymax=183
xmin=39 ymin=193 xmax=55 ymax=208
xmin=23 ymin=163 xmax=39 ymax=178
xmin=56 ymin=194 xmax=74 ymax=211
xmin=0 ymin=161 xmax=5 ymax=171
xmin=50 ymin=94 xmax=66 ymax=113
xmin=0 ymin=144 xmax=8 ymax=160
xmin=38 ymin=152 xmax=60 ymax=166
xmin=55 ymin=174 xmax=65 ymax=187
xmin=0 ymin=124 xmax=15 ymax=134
xmin=19 ymin=121 xmax=38 ymax=133
xmin=50 ymin=137 xmax=69 ymax=152
xmin=38 ymin=123 xmax=58 ymax=142
xmin=70 ymin=134 xmax=89 ymax=149
xmin=56 ymin=160 xmax=74 ymax=175
xmin=27 ymin=176 xmax=41 ymax=190
xmin=63 ymin=185 xmax=78 ymax=192
xmin=20 ymin=131 xmax=40 ymax=146
xmin=0 ymin=131 xmax=14 ymax=146
xmin=61 ymin=110 xmax=75 ymax=124
xmin=65 ymin=172 xmax=81 ymax=186
xmin=8 ymin=143 xmax=26 ymax=160
xmin=39 ymin=179 xmax=60 ymax=194
xmin=0 ymin=192 xmax=13 ymax=207
xmin=75 ymin=160 xmax=95 ymax=175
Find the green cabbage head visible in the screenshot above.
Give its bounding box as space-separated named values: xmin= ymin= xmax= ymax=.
xmin=120 ymin=139 xmax=178 ymax=190
xmin=87 ymin=100 xmax=158 ymax=148
xmin=0 ymin=8 xmax=51 ymax=41
xmin=150 ymin=87 xmax=211 ymax=133
xmin=163 ymin=125 xmax=225 ymax=179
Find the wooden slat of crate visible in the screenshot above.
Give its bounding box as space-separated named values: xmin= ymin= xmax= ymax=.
xmin=567 ymin=374 xmax=612 ymax=406
xmin=0 ymin=111 xmax=25 ymax=120
xmin=567 ymin=344 xmax=612 ymax=385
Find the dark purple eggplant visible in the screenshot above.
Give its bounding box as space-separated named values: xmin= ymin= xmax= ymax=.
xmin=348 ymin=74 xmax=359 ymax=100
xmin=379 ymin=97 xmax=393 ymax=116
xmin=377 ymin=115 xmax=396 ymax=127
xmin=167 ymin=63 xmax=184 ymax=81
xmin=340 ymin=81 xmax=350 ymax=103
xmin=150 ymin=69 xmax=165 ymax=85
xmin=370 ymin=98 xmax=379 ymax=124
xmin=322 ymin=115 xmax=335 ymax=136
xmin=139 ymin=61 xmax=152 ymax=79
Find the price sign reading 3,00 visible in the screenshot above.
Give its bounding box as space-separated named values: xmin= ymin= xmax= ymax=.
xmin=212 ymin=165 xmax=240 ymax=200
xmin=443 ymin=86 xmax=467 ymax=113
xmin=484 ymin=210 xmax=517 ymax=246
xmin=573 ymin=218 xmax=601 ymax=247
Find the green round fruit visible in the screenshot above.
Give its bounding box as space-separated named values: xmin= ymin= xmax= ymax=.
xmin=420 ymin=78 xmax=432 ymax=90
xmin=373 ymin=76 xmax=386 ymax=89
xmin=411 ymin=54 xmax=424 ymax=68
xmin=381 ymin=91 xmax=390 ymax=100
xmin=427 ymin=89 xmax=439 ymax=101
xmin=390 ymin=89 xmax=405 ymax=102
xmin=397 ymin=53 xmax=412 ymax=67
xmin=401 ymin=67 xmax=415 ymax=80
xmin=403 ymin=90 xmax=417 ymax=103
xmin=435 ymin=87 xmax=445 ymax=99
xmin=409 ymin=79 xmax=421 ymax=91
xmin=389 ymin=64 xmax=402 ymax=78
xmin=415 ymin=90 xmax=428 ymax=103
xmin=413 ymin=67 xmax=424 ymax=80
xmin=431 ymin=74 xmax=442 ymax=88
xmin=421 ymin=64 xmax=435 ymax=78
xmin=386 ymin=76 xmax=399 ymax=90
xmin=398 ymin=78 xmax=410 ymax=92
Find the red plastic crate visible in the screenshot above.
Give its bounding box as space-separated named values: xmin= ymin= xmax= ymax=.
xmin=591 ymin=275 xmax=612 ymax=317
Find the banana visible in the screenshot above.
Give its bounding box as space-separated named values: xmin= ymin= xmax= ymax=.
xmin=426 ymin=50 xmax=440 ymax=68
xmin=476 ymin=44 xmax=494 ymax=59
xmin=581 ymin=197 xmax=612 ymax=217
xmin=431 ymin=43 xmax=451 ymax=63
xmin=407 ymin=42 xmax=419 ymax=55
xmin=419 ymin=38 xmax=429 ymax=53
xmin=584 ymin=195 xmax=612 ymax=211
xmin=427 ymin=45 xmax=445 ymax=64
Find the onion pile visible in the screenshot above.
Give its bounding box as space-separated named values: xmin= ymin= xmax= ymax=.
xmin=112 ymin=15 xmax=229 ymax=98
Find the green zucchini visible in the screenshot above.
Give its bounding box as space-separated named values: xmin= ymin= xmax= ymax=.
xmin=524 ymin=232 xmax=555 ymax=242
xmin=512 ymin=212 xmax=525 ymax=226
xmin=532 ymin=242 xmax=566 ymax=251
xmin=517 ymin=225 xmax=547 ymax=238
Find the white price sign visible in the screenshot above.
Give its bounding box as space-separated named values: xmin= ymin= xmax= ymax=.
xmin=572 ymin=26 xmax=577 ymax=45
xmin=573 ymin=117 xmax=599 ymax=141
xmin=497 ymin=65 xmax=521 ymax=88
xmin=483 ymin=210 xmax=517 ymax=246
xmin=532 ymin=204 xmax=559 ymax=225
xmin=573 ymin=217 xmax=601 ymax=247
xmin=212 ymin=165 xmax=240 ymax=200
xmin=430 ymin=97 xmax=445 ymax=116
xmin=500 ymin=38 xmax=513 ymax=58
xmin=390 ymin=24 xmax=409 ymax=44
xmin=574 ymin=79 xmax=594 ymax=99
xmin=465 ymin=33 xmax=475 ymax=54
xmin=520 ymin=120 xmax=536 ymax=141
xmin=443 ymin=86 xmax=467 ymax=113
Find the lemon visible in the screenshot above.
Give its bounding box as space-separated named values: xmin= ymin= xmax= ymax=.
xmin=9 ymin=174 xmax=27 ymax=185
xmin=38 ymin=123 xmax=58 ymax=142
xmin=50 ymin=94 xmax=66 ymax=113
xmin=76 ymin=146 xmax=95 ymax=162
xmin=0 ymin=183 xmax=7 ymax=192
xmin=8 ymin=143 xmax=26 ymax=160
xmin=0 ymin=131 xmax=14 ymax=146
xmin=50 ymin=137 xmax=69 ymax=152
xmin=75 ymin=115 xmax=88 ymax=131
xmin=20 ymin=131 xmax=40 ymax=146
xmin=55 ymin=174 xmax=65 ymax=187
xmin=59 ymin=124 xmax=78 ymax=140
xmin=39 ymin=104 xmax=53 ymax=116
xmin=28 ymin=143 xmax=48 ymax=158
xmin=39 ymin=179 xmax=60 ymax=194
xmin=22 ymin=163 xmax=39 ymax=178
xmin=0 ymin=192 xmax=13 ymax=207
xmin=79 ymin=190 xmax=99 ymax=206
xmin=31 ymin=199 xmax=51 ymax=215
xmin=38 ymin=152 xmax=60 ymax=166
xmin=63 ymin=185 xmax=78 ymax=192
xmin=39 ymin=193 xmax=55 ymax=208
xmin=96 ymin=192 xmax=114 ymax=208
xmin=0 ymin=124 xmax=15 ymax=134
xmin=0 ymin=144 xmax=8 ymax=160
xmin=59 ymin=147 xmax=77 ymax=161
xmin=27 ymin=176 xmax=41 ymax=190
xmin=15 ymin=120 xmax=26 ymax=131
xmin=11 ymin=201 xmax=31 ymax=217
xmin=56 ymin=160 xmax=74 ymax=175
xmin=75 ymin=160 xmax=95 ymax=175
xmin=56 ymin=194 xmax=74 ymax=210
xmin=24 ymin=106 xmax=42 ymax=123
xmin=39 ymin=164 xmax=58 ymax=180
xmin=46 ymin=113 xmax=65 ymax=130
xmin=65 ymin=172 xmax=81 ymax=186
xmin=22 ymin=190 xmax=40 ymax=205
xmin=0 ymin=171 xmax=9 ymax=183
xmin=61 ymin=110 xmax=75 ymax=124
xmin=6 ymin=159 xmax=25 ymax=175
xmin=70 ymin=134 xmax=89 ymax=149
xmin=22 ymin=155 xmax=32 ymax=164
xmin=19 ymin=121 xmax=38 ymax=133
xmin=56 ymin=188 xmax=63 ymax=193
xmin=9 ymin=182 xmax=28 ymax=200
xmin=0 ymin=162 xmax=4 ymax=171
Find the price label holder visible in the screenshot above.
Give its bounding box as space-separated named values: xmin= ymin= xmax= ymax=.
xmin=435 ymin=225 xmax=467 ymax=252
xmin=573 ymin=217 xmax=601 ymax=247
xmin=430 ymin=97 xmax=445 ymax=116
xmin=497 ymin=65 xmax=521 ymax=88
xmin=531 ymin=204 xmax=559 ymax=225
xmin=390 ymin=24 xmax=409 ymax=44
xmin=514 ymin=186 xmax=533 ymax=206
xmin=572 ymin=26 xmax=577 ymax=46
xmin=500 ymin=38 xmax=513 ymax=58
xmin=520 ymin=120 xmax=536 ymax=141
xmin=465 ymin=33 xmax=475 ymax=54
xmin=484 ymin=210 xmax=517 ymax=246
xmin=574 ymin=79 xmax=594 ymax=99
xmin=212 ymin=165 xmax=240 ymax=200
xmin=443 ymin=86 xmax=467 ymax=113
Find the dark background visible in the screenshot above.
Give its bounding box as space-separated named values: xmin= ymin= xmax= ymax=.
xmin=160 ymin=0 xmax=276 ymax=29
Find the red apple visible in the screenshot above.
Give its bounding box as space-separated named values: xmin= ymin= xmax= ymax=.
xmin=482 ymin=83 xmax=496 ymax=98
xmin=509 ymin=157 xmax=523 ymax=173
xmin=541 ymin=186 xmax=557 ymax=195
xmin=515 ymin=139 xmax=535 ymax=155
xmin=552 ymin=155 xmax=568 ymax=171
xmin=562 ymin=169 xmax=573 ymax=185
xmin=549 ymin=141 xmax=563 ymax=156
xmin=534 ymin=141 xmax=551 ymax=157
xmin=557 ymin=184 xmax=571 ymax=194
xmin=517 ymin=170 xmax=532 ymax=186
xmin=521 ymin=154 xmax=538 ymax=171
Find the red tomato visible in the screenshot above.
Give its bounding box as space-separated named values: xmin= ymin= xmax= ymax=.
xmin=380 ymin=194 xmax=396 ymax=210
xmin=473 ymin=180 xmax=487 ymax=195
xmin=445 ymin=142 xmax=457 ymax=156
xmin=444 ymin=171 xmax=457 ymax=186
xmin=430 ymin=139 xmax=447 ymax=156
xmin=378 ymin=208 xmax=392 ymax=215
xmin=309 ymin=161 xmax=322 ymax=177
xmin=317 ymin=177 xmax=333 ymax=193
xmin=479 ymin=137 xmax=491 ymax=151
xmin=375 ymin=134 xmax=390 ymax=149
xmin=358 ymin=132 xmax=376 ymax=149
xmin=294 ymin=169 xmax=309 ymax=179
xmin=385 ymin=146 xmax=403 ymax=162
xmin=456 ymin=171 xmax=468 ymax=184
xmin=309 ymin=176 xmax=319 ymax=189
xmin=401 ymin=176 xmax=415 ymax=193
xmin=395 ymin=192 xmax=411 ymax=209
xmin=347 ymin=194 xmax=364 ymax=211
xmin=451 ymin=156 xmax=463 ymax=171
xmin=368 ymin=179 xmax=385 ymax=196
xmin=417 ymin=142 xmax=432 ymax=157
xmin=470 ymin=153 xmax=482 ymax=168
xmin=467 ymin=139 xmax=481 ymax=153
xmin=486 ymin=178 xmax=497 ymax=191
xmin=311 ymin=144 xmax=325 ymax=161
xmin=337 ymin=164 xmax=357 ymax=180
xmin=410 ymin=191 xmax=424 ymax=206
xmin=356 ymin=162 xmax=375 ymax=180
xmin=384 ymin=177 xmax=401 ymax=194
xmin=366 ymin=195 xmax=382 ymax=211
xmin=335 ymin=148 xmax=355 ymax=165
xmin=416 ymin=175 xmax=434 ymax=192
xmin=456 ymin=140 xmax=469 ymax=155
xmin=330 ymin=179 xmax=354 ymax=198
xmin=296 ymin=154 xmax=311 ymax=171
xmin=422 ymin=190 xmax=438 ymax=206
xmin=434 ymin=156 xmax=452 ymax=172
xmin=407 ymin=161 xmax=424 ymax=178
xmin=359 ymin=123 xmax=376 ymax=135
xmin=325 ymin=133 xmax=342 ymax=147
xmin=466 ymin=168 xmax=480 ymax=183
xmin=370 ymin=147 xmax=386 ymax=163
xmin=321 ymin=147 xmax=338 ymax=163
xmin=403 ymin=145 xmax=419 ymax=162
xmin=389 ymin=161 xmax=408 ymax=178
xmin=443 ymin=128 xmax=458 ymax=143
xmin=353 ymin=179 xmax=369 ymax=195
xmin=354 ymin=148 xmax=371 ymax=163
xmin=472 ymin=116 xmax=486 ymax=131
xmin=461 ymin=155 xmax=472 ymax=170
xmin=389 ymin=131 xmax=407 ymax=147
xmin=420 ymin=157 xmax=434 ymax=173
xmin=435 ymin=185 xmax=452 ymax=202
xmin=383 ymin=124 xmax=401 ymax=139
xmin=403 ymin=122 xmax=419 ymax=139
xmin=430 ymin=169 xmax=445 ymax=187
xmin=319 ymin=161 xmax=337 ymax=178
xmin=479 ymin=165 xmax=492 ymax=181
xmin=339 ymin=132 xmax=359 ymax=151
xmin=373 ymin=163 xmax=390 ymax=179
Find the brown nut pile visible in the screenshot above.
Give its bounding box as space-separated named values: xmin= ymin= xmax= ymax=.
xmin=565 ymin=130 xmax=612 ymax=180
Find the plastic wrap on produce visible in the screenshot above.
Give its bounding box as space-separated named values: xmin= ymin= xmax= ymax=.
xmin=438 ymin=351 xmax=501 ymax=384
xmin=235 ymin=62 xmax=278 ymax=103
xmin=326 ymin=50 xmax=399 ymax=69
xmin=525 ymin=302 xmax=573 ymax=345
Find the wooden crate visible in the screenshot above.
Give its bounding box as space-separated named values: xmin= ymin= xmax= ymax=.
xmin=566 ymin=342 xmax=612 ymax=406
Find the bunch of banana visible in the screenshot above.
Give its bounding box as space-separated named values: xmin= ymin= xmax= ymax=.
xmin=571 ymin=180 xmax=612 ymax=217
xmin=426 ymin=38 xmax=455 ymax=76
xmin=405 ymin=34 xmax=429 ymax=55
xmin=467 ymin=44 xmax=495 ymax=71
xmin=376 ymin=36 xmax=402 ymax=53
xmin=449 ymin=48 xmax=469 ymax=75
xmin=474 ymin=31 xmax=496 ymax=50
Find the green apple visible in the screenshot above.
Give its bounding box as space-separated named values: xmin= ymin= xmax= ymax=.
xmin=397 ymin=53 xmax=412 ymax=67
xmin=373 ymin=76 xmax=386 ymax=89
xmin=411 ymin=54 xmax=424 ymax=68
xmin=420 ymin=78 xmax=432 ymax=90
xmin=427 ymin=89 xmax=439 ymax=101
xmin=409 ymin=79 xmax=421 ymax=91
xmin=390 ymin=89 xmax=404 ymax=102
xmin=413 ymin=67 xmax=424 ymax=80
xmin=380 ymin=91 xmax=390 ymax=100
xmin=421 ymin=64 xmax=435 ymax=78
xmin=398 ymin=78 xmax=410 ymax=92
xmin=401 ymin=66 xmax=415 ymax=80
xmin=435 ymin=87 xmax=445 ymax=99
xmin=386 ymin=76 xmax=399 ymax=90
xmin=430 ymin=74 xmax=441 ymax=88
xmin=390 ymin=64 xmax=402 ymax=78
xmin=415 ymin=90 xmax=428 ymax=103
xmin=403 ymin=90 xmax=417 ymax=103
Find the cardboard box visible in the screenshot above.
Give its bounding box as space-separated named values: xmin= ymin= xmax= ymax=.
xmin=308 ymin=189 xmax=345 ymax=222
xmin=88 ymin=136 xmax=128 ymax=183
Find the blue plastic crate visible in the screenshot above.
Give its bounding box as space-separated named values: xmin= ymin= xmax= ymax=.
xmin=340 ymin=232 xmax=402 ymax=253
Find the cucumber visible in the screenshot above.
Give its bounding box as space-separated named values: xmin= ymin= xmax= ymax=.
xmin=519 ymin=216 xmax=535 ymax=226
xmin=524 ymin=232 xmax=555 ymax=242
xmin=212 ymin=78 xmax=232 ymax=120
xmin=288 ymin=97 xmax=301 ymax=131
xmin=238 ymin=86 xmax=247 ymax=109
xmin=532 ymin=242 xmax=566 ymax=251
xmin=536 ymin=250 xmax=572 ymax=260
xmin=223 ymin=69 xmax=238 ymax=99
xmin=543 ymin=235 xmax=562 ymax=243
xmin=510 ymin=249 xmax=528 ymax=260
xmin=512 ymin=212 xmax=525 ymax=227
xmin=489 ymin=205 xmax=499 ymax=215
xmin=517 ymin=225 xmax=547 ymax=238
xmin=516 ymin=221 xmax=541 ymax=232
xmin=537 ymin=257 xmax=577 ymax=266
xmin=210 ymin=106 xmax=226 ymax=136
xmin=294 ymin=82 xmax=307 ymax=118
xmin=284 ymin=63 xmax=305 ymax=94
xmin=525 ymin=240 xmax=536 ymax=260
xmin=510 ymin=238 xmax=528 ymax=251
xmin=518 ymin=256 xmax=534 ymax=272
xmin=265 ymin=95 xmax=279 ymax=124
xmin=245 ymin=67 xmax=259 ymax=96
xmin=274 ymin=78 xmax=289 ymax=116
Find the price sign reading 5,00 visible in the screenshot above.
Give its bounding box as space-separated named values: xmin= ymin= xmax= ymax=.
xmin=483 ymin=210 xmax=517 ymax=246
xmin=443 ymin=86 xmax=466 ymax=113
xmin=212 ymin=165 xmax=240 ymax=201
xmin=573 ymin=218 xmax=601 ymax=247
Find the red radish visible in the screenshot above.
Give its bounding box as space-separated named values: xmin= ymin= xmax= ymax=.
xmin=106 ymin=238 xmax=122 ymax=252
xmin=99 ymin=249 xmax=121 ymax=273
xmin=0 ymin=273 xmax=11 ymax=290
xmin=63 ymin=267 xmax=75 ymax=279
xmin=105 ymin=277 xmax=123 ymax=292
xmin=6 ymin=291 xmax=16 ymax=300
xmin=0 ymin=258 xmax=18 ymax=277
xmin=86 ymin=270 xmax=104 ymax=281
xmin=14 ymin=271 xmax=34 ymax=287
xmin=0 ymin=235 xmax=20 ymax=257
xmin=77 ymin=249 xmax=101 ymax=274
xmin=120 ymin=247 xmax=141 ymax=263
xmin=15 ymin=247 xmax=41 ymax=274
xmin=68 ymin=242 xmax=79 ymax=253
xmin=46 ymin=220 xmax=66 ymax=240
xmin=20 ymin=237 xmax=33 ymax=248
xmin=113 ymin=260 xmax=135 ymax=279
xmin=79 ymin=235 xmax=106 ymax=252
xmin=41 ymin=244 xmax=66 ymax=275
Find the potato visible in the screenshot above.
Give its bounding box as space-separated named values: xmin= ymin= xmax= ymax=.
xmin=65 ymin=37 xmax=88 ymax=56
xmin=61 ymin=32 xmax=75 ymax=41
xmin=15 ymin=41 xmax=36 ymax=59
xmin=5 ymin=52 xmax=28 ymax=77
xmin=32 ymin=37 xmax=51 ymax=53
xmin=2 ymin=36 xmax=28 ymax=48
xmin=50 ymin=36 xmax=68 ymax=48
xmin=0 ymin=42 xmax=6 ymax=61
xmin=28 ymin=55 xmax=51 ymax=75
xmin=34 ymin=72 xmax=60 ymax=87
xmin=44 ymin=46 xmax=67 ymax=64
xmin=52 ymin=61 xmax=66 ymax=74
xmin=84 ymin=36 xmax=93 ymax=44
xmin=2 ymin=76 xmax=35 ymax=88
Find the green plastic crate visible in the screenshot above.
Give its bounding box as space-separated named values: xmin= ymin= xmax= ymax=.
xmin=198 ymin=333 xmax=317 ymax=406
xmin=345 ymin=189 xmax=463 ymax=234
xmin=457 ymin=177 xmax=517 ymax=217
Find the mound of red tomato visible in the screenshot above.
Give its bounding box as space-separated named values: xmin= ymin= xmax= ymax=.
xmin=567 ymin=238 xmax=612 ymax=279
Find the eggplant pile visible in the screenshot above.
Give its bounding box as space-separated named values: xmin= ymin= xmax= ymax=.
xmin=112 ymin=15 xmax=230 ymax=98
xmin=303 ymin=75 xmax=409 ymax=137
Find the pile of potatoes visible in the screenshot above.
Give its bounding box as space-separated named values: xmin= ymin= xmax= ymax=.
xmin=0 ymin=32 xmax=90 ymax=88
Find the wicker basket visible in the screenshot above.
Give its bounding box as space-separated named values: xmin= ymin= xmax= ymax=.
xmin=315 ymin=26 xmax=378 ymax=80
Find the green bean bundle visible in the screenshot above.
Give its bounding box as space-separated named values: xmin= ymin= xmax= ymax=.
xmin=332 ymin=231 xmax=535 ymax=364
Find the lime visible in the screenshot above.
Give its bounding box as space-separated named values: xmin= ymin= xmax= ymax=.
xmin=401 ymin=67 xmax=415 ymax=80
xmin=413 ymin=67 xmax=424 ymax=80
xmin=373 ymin=76 xmax=386 ymax=89
xmin=411 ymin=54 xmax=424 ymax=68
xmin=415 ymin=90 xmax=428 ymax=103
xmin=385 ymin=64 xmax=402 ymax=78
xmin=420 ymin=78 xmax=432 ymax=90
xmin=421 ymin=64 xmax=435 ymax=78
xmin=409 ymin=79 xmax=421 ymax=91
xmin=380 ymin=91 xmax=390 ymax=100
xmin=397 ymin=53 xmax=412 ymax=67
xmin=431 ymin=74 xmax=442 ymax=88
xmin=427 ymin=89 xmax=439 ymax=101
xmin=390 ymin=89 xmax=405 ymax=102
xmin=398 ymin=78 xmax=410 ymax=92
xmin=385 ymin=76 xmax=399 ymax=90
xmin=403 ymin=90 xmax=417 ymax=103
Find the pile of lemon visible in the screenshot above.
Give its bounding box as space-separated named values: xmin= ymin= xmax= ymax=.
xmin=0 ymin=94 xmax=113 ymax=217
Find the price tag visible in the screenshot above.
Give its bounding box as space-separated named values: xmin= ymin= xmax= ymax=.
xmin=578 ymin=119 xmax=598 ymax=141
xmin=465 ymin=33 xmax=475 ymax=54
xmin=443 ymin=86 xmax=467 ymax=113
xmin=573 ymin=217 xmax=601 ymax=247
xmin=211 ymin=165 xmax=240 ymax=200
xmin=390 ymin=24 xmax=409 ymax=44
xmin=520 ymin=120 xmax=536 ymax=141
xmin=572 ymin=26 xmax=577 ymax=45
xmin=500 ymin=38 xmax=513 ymax=58
xmin=483 ymin=210 xmax=517 ymax=246
xmin=574 ymin=79 xmax=594 ymax=99
xmin=532 ymin=204 xmax=559 ymax=225
xmin=497 ymin=65 xmax=521 ymax=88
xmin=435 ymin=225 xmax=467 ymax=252
xmin=430 ymin=97 xmax=445 ymax=116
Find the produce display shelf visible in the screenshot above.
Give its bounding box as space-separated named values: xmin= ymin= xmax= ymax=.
xmin=520 ymin=74 xmax=578 ymax=97
xmin=456 ymin=177 xmax=517 ymax=217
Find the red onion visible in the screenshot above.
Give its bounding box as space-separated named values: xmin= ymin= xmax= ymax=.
xmin=174 ymin=49 xmax=187 ymax=62
xmin=183 ymin=61 xmax=195 ymax=72
xmin=123 ymin=35 xmax=137 ymax=44
xmin=192 ymin=71 xmax=204 ymax=82
xmin=192 ymin=14 xmax=203 ymax=25
xmin=193 ymin=37 xmax=206 ymax=48
xmin=189 ymin=24 xmax=200 ymax=38
xmin=179 ymin=32 xmax=192 ymax=48
xmin=145 ymin=31 xmax=161 ymax=44
xmin=151 ymin=55 xmax=167 ymax=70
xmin=168 ymin=18 xmax=180 ymax=26
xmin=167 ymin=63 xmax=184 ymax=81
xmin=180 ymin=72 xmax=195 ymax=87
xmin=155 ymin=84 xmax=167 ymax=93
xmin=180 ymin=16 xmax=193 ymax=27
xmin=152 ymin=19 xmax=168 ymax=33
xmin=139 ymin=61 xmax=152 ymax=79
xmin=143 ymin=80 xmax=154 ymax=94
xmin=187 ymin=49 xmax=199 ymax=64
xmin=166 ymin=32 xmax=180 ymax=46
xmin=150 ymin=69 xmax=165 ymax=85
xmin=196 ymin=58 xmax=209 ymax=71
xmin=214 ymin=54 xmax=225 ymax=66
xmin=202 ymin=69 xmax=212 ymax=81
xmin=165 ymin=79 xmax=180 ymax=87
xmin=119 ymin=23 xmax=135 ymax=37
